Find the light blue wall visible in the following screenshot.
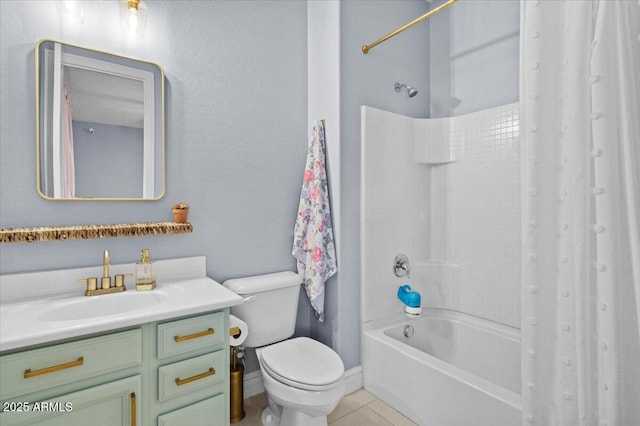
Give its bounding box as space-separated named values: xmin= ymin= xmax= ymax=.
xmin=315 ymin=0 xmax=520 ymax=372
xmin=72 ymin=121 xmax=144 ymax=198
xmin=0 ymin=0 xmax=520 ymax=376
xmin=308 ymin=0 xmax=432 ymax=371
xmin=1 ymin=0 xmax=309 ymax=375
xmin=0 ymin=0 xmax=307 ymax=280
xmin=430 ymin=0 xmax=520 ymax=117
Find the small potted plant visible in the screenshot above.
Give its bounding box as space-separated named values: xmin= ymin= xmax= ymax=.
xmin=172 ymin=202 xmax=189 ymax=223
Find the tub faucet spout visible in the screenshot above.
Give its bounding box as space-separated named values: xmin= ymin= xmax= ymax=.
xmin=397 ymin=285 xmax=422 ymax=317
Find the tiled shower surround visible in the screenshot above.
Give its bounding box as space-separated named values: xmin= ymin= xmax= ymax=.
xmin=361 ymin=103 xmax=521 ymax=328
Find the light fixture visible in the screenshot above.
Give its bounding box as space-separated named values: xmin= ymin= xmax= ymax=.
xmin=120 ymin=0 xmax=148 ymax=39
xmin=55 ymin=0 xmax=84 ymax=24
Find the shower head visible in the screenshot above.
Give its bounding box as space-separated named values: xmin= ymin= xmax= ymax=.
xmin=395 ymin=82 xmax=418 ymax=98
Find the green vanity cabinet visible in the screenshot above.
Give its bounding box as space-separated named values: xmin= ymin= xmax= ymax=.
xmin=0 ymin=310 xmax=230 ymax=426
xmin=0 ymin=376 xmax=141 ymax=426
xmin=149 ymin=310 xmax=230 ymax=425
xmin=157 ymin=395 xmax=226 ymax=426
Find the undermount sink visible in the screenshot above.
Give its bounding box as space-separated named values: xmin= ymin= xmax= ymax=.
xmin=37 ymin=291 xmax=166 ymax=322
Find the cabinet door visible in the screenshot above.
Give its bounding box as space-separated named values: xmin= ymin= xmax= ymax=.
xmin=0 ymin=375 xmax=141 ymax=426
xmin=157 ymin=394 xmax=225 ymax=426
xmin=1 ymin=329 xmax=142 ymax=400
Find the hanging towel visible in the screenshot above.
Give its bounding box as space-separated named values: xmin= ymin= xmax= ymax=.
xmin=292 ymin=120 xmax=337 ymax=322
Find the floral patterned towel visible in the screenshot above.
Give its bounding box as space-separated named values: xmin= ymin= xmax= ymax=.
xmin=292 ymin=120 xmax=337 ymax=321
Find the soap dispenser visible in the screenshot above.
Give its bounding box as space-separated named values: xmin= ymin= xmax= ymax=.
xmin=136 ymin=249 xmax=156 ymax=291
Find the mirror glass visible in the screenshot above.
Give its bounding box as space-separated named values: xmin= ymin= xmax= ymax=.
xmin=36 ymin=40 xmax=165 ymax=200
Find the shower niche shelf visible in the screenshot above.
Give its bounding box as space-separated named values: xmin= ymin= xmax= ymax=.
xmin=413 ymin=117 xmax=463 ymax=165
xmin=0 ymin=222 xmax=193 ymax=244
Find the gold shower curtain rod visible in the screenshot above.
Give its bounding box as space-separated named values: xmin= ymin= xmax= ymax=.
xmin=362 ymin=0 xmax=458 ymax=54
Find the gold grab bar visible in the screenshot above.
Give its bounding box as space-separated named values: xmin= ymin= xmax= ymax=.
xmin=175 ymin=367 xmax=216 ymax=386
xmin=362 ymin=0 xmax=458 ymax=54
xmin=24 ymin=357 xmax=84 ymax=379
xmin=131 ymin=392 xmax=136 ymax=426
xmin=174 ymin=327 xmax=215 ymax=342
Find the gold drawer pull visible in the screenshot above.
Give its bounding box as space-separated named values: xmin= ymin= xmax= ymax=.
xmin=174 ymin=327 xmax=214 ymax=343
xmin=24 ymin=357 xmax=84 ymax=379
xmin=131 ymin=392 xmax=136 ymax=426
xmin=175 ymin=367 xmax=215 ymax=386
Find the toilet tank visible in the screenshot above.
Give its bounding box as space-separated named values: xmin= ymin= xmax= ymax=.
xmin=223 ymin=271 xmax=302 ymax=348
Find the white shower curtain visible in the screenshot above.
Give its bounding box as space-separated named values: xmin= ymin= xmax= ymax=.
xmin=62 ymin=86 xmax=75 ymax=198
xmin=520 ymin=1 xmax=640 ymax=425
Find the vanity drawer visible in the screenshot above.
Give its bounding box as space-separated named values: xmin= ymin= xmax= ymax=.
xmin=157 ymin=312 xmax=224 ymax=359
xmin=157 ymin=394 xmax=225 ymax=426
xmin=158 ymin=351 xmax=225 ymax=402
xmin=0 ymin=329 xmax=142 ymax=400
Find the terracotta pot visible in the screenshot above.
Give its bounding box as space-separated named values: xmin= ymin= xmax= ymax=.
xmin=172 ymin=208 xmax=189 ymax=223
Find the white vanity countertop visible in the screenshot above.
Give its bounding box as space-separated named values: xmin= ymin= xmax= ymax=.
xmin=0 ymin=256 xmax=244 ymax=352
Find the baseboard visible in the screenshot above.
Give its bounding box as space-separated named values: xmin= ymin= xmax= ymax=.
xmin=243 ymin=366 xmax=364 ymax=399
xmin=343 ymin=365 xmax=363 ymax=395
xmin=243 ymin=370 xmax=265 ymax=399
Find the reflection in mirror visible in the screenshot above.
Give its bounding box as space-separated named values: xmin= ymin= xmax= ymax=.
xmin=36 ymin=40 xmax=165 ymax=200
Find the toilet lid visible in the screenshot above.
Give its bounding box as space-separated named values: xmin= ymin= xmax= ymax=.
xmin=260 ymin=337 xmax=344 ymax=389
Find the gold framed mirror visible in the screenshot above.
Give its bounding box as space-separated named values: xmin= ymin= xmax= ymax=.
xmin=36 ymin=40 xmax=165 ymax=200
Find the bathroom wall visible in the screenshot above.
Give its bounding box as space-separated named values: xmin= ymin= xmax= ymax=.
xmin=427 ymin=0 xmax=521 ymax=327
xmin=0 ymin=0 xmax=307 ymax=276
xmin=361 ymin=0 xmax=521 ymax=328
xmin=422 ymin=103 xmax=521 ymax=326
xmin=361 ymin=103 xmax=521 ymax=327
xmin=361 ymin=106 xmax=431 ymax=323
xmin=323 ymin=0 xmax=520 ymax=368
xmin=0 ymin=0 xmax=312 ymax=355
xmin=429 ymin=0 xmax=520 ymax=117
xmin=307 ymin=0 xmax=432 ymax=371
xmin=72 ymin=121 xmax=143 ymax=198
xmin=0 ymin=0 xmax=519 ymax=375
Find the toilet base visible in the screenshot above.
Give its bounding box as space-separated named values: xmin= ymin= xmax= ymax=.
xmin=261 ymin=406 xmax=328 ymax=426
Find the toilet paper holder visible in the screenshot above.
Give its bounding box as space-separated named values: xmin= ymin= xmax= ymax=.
xmin=230 ymin=326 xmax=241 ymax=337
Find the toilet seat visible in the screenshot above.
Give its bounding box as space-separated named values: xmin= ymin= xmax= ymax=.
xmin=259 ymin=337 xmax=344 ymax=392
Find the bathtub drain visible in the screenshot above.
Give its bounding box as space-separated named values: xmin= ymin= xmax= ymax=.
xmin=403 ymin=325 xmax=414 ymax=338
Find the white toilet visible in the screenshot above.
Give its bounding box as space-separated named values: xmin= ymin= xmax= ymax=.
xmin=223 ymin=271 xmax=345 ymax=426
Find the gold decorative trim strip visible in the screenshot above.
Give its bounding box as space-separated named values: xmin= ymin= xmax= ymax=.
xmin=0 ymin=222 xmax=192 ymax=244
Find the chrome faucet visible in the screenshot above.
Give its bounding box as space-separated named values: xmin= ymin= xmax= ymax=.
xmin=77 ymin=249 xmax=131 ymax=296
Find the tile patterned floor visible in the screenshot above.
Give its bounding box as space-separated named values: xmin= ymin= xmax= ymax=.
xmin=234 ymin=389 xmax=418 ymax=426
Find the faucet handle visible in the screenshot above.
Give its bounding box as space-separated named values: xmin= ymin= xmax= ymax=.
xmin=78 ymin=277 xmax=98 ymax=294
xmin=114 ymin=274 xmax=133 ymax=289
xmin=101 ymin=276 xmax=112 ymax=290
xmin=393 ymin=253 xmax=411 ymax=278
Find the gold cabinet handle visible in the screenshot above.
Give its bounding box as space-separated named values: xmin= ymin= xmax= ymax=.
xmin=175 ymin=367 xmax=215 ymax=386
xmin=130 ymin=392 xmax=136 ymax=426
xmin=24 ymin=357 xmax=84 ymax=379
xmin=174 ymin=327 xmax=214 ymax=343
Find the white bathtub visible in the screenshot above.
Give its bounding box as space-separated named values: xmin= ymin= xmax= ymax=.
xmin=362 ymin=309 xmax=522 ymax=426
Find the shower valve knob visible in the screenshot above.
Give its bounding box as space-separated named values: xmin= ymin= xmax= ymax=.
xmin=393 ymin=254 xmax=410 ymax=278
